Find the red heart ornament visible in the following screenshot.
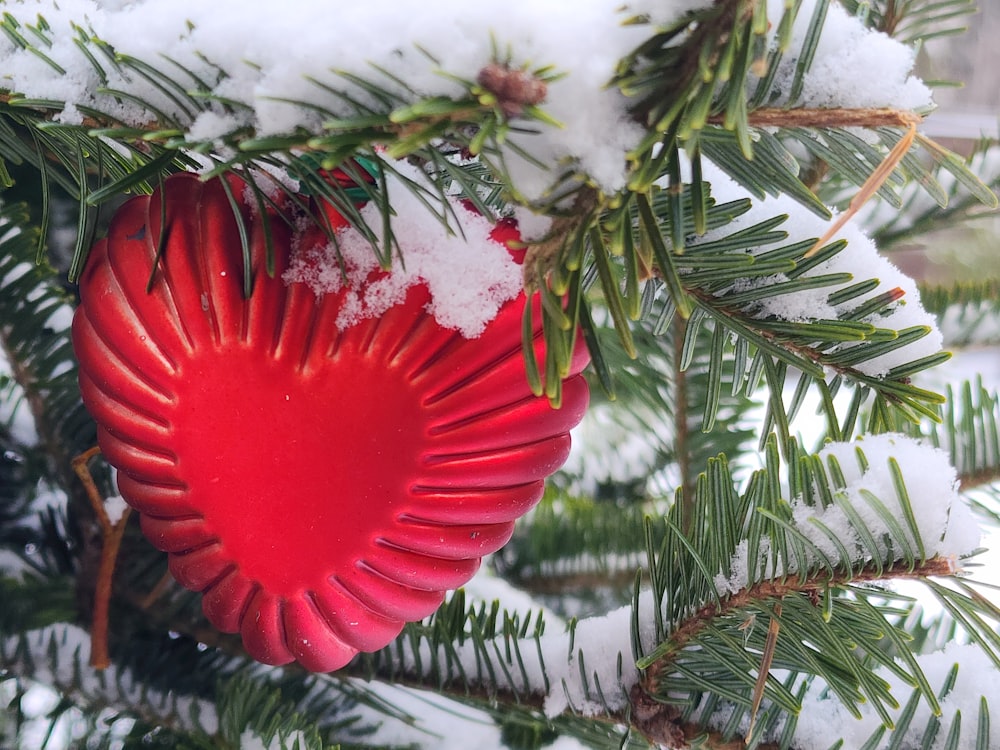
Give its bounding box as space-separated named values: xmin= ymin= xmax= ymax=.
xmin=72 ymin=172 xmax=589 ymax=671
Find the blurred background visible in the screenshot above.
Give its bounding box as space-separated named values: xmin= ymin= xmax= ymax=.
xmin=905 ymin=1 xmax=1000 ymax=283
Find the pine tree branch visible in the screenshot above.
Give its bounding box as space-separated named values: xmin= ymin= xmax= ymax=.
xmin=840 ymin=0 xmax=978 ymax=44
xmin=628 ymin=556 xmax=964 ymax=747
xmin=0 ymin=224 xmax=108 ymax=634
xmin=679 ymin=287 xmax=942 ymax=427
xmin=0 ymin=623 xmax=221 ymax=739
xmin=0 ymin=325 xmax=78 ymax=500
xmin=0 ymin=301 xmax=103 ymax=625
xmin=0 ymin=90 xmax=493 ymax=152
xmin=640 ymin=556 xmax=957 ymax=690
xmin=621 ymin=0 xmax=759 ymax=129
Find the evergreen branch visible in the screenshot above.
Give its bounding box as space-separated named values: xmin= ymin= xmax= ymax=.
xmin=0 ymin=623 xmax=222 ymax=739
xmin=0 ymin=586 xmax=392 ymax=747
xmin=840 ymin=0 xmax=978 ymax=44
xmin=617 ymin=0 xmax=761 ymax=133
xmin=352 ymin=434 xmax=991 ymax=745
xmin=679 ymin=286 xmax=943 ymax=441
xmin=630 ymin=434 xmax=991 ymax=745
xmin=629 ymin=685 xmax=781 ymax=749
xmin=2 ymin=83 xmax=557 ymax=286
xmin=0 ymin=202 xmax=101 ymax=504
xmin=918 ymin=281 xmax=1000 ymax=348
xmin=673 ymin=316 xmax=697 ymax=526
xmin=556 ymin=307 xmax=759 ymax=501
xmin=641 ymin=556 xmax=956 ymax=688
xmin=495 ymin=491 xmax=655 ymax=587
xmin=0 ymin=4 xmax=995 ymax=748
xmin=921 ymin=280 xmax=1000 ymax=316
xmin=577 ymin=184 xmax=947 ymax=439
xmin=852 ymin=665 xmax=994 ymax=750
xmin=522 ymin=186 xmax=601 ymax=293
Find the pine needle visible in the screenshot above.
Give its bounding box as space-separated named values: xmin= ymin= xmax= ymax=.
xmin=807 ymin=122 xmax=917 ymax=256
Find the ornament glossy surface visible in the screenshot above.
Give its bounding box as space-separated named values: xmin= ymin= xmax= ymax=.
xmin=72 ymin=173 xmax=589 ymax=670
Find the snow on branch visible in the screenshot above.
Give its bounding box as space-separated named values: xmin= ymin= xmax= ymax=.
xmin=756 ymin=0 xmax=931 ymax=111
xmin=0 ymin=624 xmax=220 ymax=735
xmin=0 ymin=0 xmax=932 ymax=198
xmin=282 ymin=160 xmax=522 ymax=337
xmin=381 ymin=434 xmax=982 ymax=729
xmin=744 ymin=643 xmax=1000 ymax=748
xmin=718 ymin=433 xmax=980 ymax=596
xmin=696 ymin=161 xmax=945 ymax=377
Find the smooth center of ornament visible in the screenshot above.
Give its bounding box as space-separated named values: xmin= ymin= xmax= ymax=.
xmin=170 ymin=342 xmax=426 ymax=596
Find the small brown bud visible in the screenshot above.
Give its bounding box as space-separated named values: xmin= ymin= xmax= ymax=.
xmin=476 ymin=63 xmax=547 ymax=118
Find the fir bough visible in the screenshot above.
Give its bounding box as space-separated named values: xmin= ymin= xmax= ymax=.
xmin=1 ymin=1 xmax=999 ymax=748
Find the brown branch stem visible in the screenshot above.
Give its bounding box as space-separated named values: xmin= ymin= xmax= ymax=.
xmin=72 ymin=447 xmax=133 ymax=670
xmin=713 ymin=106 xmax=922 ymax=130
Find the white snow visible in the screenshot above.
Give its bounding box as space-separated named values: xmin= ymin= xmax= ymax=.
xmin=696 ymin=161 xmax=944 ymax=377
xmin=239 ymin=729 xmax=309 ymax=750
xmin=0 ymin=0 xmax=931 ymax=202
xmin=790 ymin=642 xmax=1000 ymax=750
xmin=758 ymin=0 xmax=932 ymax=111
xmin=382 ymin=587 xmax=656 ymax=721
xmin=806 ymin=434 xmax=980 ymax=556
xmin=353 ymin=681 xmax=545 ymax=750
xmin=0 ymin=624 xmax=220 ymax=736
xmin=0 ymin=355 xmax=38 ymax=446
xmin=619 ymin=0 xmax=716 ymax=25
xmin=282 ymin=160 xmax=523 ymax=338
xmin=460 ymin=562 xmax=565 ymax=628
xmin=510 ymin=205 xmax=553 ymax=242
xmin=717 ymin=433 xmax=981 ymax=596
xmin=103 ymin=494 xmax=130 ymax=525
xmin=0 ymin=0 xmax=660 ymax=199
xmin=539 ymin=592 xmax=655 ymax=718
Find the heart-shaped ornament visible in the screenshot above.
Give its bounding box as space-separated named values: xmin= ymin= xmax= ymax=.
xmin=72 ymin=172 xmax=589 ymax=671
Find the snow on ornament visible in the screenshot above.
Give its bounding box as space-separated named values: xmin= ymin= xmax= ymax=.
xmin=71 ymin=170 xmax=589 ymax=671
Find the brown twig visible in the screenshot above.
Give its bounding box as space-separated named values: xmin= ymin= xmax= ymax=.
xmin=630 ymin=683 xmax=782 ymax=749
xmin=958 ymin=466 xmax=1000 ymax=492
xmin=71 ymin=446 xmax=133 ymax=670
xmin=713 ymin=106 xmax=922 ymax=130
